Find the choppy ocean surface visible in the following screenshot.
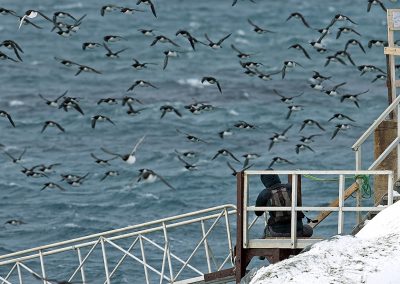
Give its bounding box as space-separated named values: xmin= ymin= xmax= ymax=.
xmin=0 ymin=0 xmax=396 ymax=282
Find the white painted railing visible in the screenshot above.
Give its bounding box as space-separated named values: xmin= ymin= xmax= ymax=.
xmin=0 ymin=204 xmax=236 ymax=284
xmin=352 ymin=94 xmax=400 ymax=174
xmin=243 ymin=170 xmax=394 ymax=249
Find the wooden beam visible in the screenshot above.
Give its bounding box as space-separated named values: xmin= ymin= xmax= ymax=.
xmin=384 ymin=47 xmax=400 ymax=55
xmin=309 ymin=182 xmax=359 ymax=228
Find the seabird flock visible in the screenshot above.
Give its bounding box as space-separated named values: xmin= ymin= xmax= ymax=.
xmin=0 ymin=1 xmax=392 ymax=227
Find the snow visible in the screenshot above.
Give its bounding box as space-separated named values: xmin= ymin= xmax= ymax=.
xmin=248 ymin=201 xmax=400 ymax=284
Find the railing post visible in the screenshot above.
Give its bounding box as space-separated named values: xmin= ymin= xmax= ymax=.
xmin=17 ymin=263 xmax=23 ymax=284
xmin=243 ymin=173 xmax=249 ymax=249
xmin=223 ymin=208 xmax=234 ymax=266
xmin=162 ymin=222 xmax=173 ymax=283
xmin=338 ymin=175 xmax=345 ymax=235
xmin=290 ymin=174 xmax=297 ymax=249
xmin=355 ymin=148 xmax=362 ymax=224
xmin=139 ymin=235 xmax=150 ymax=284
xmin=100 ymin=237 xmax=111 ymax=284
xmin=388 ymin=172 xmax=394 ymax=206
xmin=235 ymin=171 xmax=246 ymax=283
xmin=38 ymin=250 xmax=46 ymax=284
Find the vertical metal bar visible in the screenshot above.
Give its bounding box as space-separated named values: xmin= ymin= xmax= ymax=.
xmin=355 ymin=148 xmax=362 ymax=224
xmin=201 ymin=221 xmax=212 ymax=273
xmin=223 ymin=208 xmax=234 ymax=265
xmin=290 ymin=174 xmax=297 ymax=249
xmin=387 ymin=10 xmax=397 ymax=118
xmin=388 ymin=172 xmax=394 ymax=206
xmin=100 ymin=238 xmax=111 ymax=284
xmin=242 ymin=172 xmax=249 ymax=248
xmin=17 ymin=263 xmax=23 ymax=284
xmin=139 ymin=235 xmax=150 ymax=284
xmin=39 ymin=250 xmax=46 ymax=284
xmin=338 ymin=175 xmax=345 ymax=234
xmin=76 ymin=248 xmax=86 ymax=284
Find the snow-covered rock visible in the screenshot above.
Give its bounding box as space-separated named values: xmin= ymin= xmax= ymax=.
xmin=249 ymin=201 xmax=400 ymax=284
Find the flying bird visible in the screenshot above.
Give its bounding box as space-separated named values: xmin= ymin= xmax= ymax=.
xmin=286 ymin=12 xmax=311 ymax=28
xmin=0 ymin=110 xmax=15 ymax=127
xmin=247 ymin=18 xmax=274 ymax=34
xmin=201 ymin=77 xmax=222 ymax=93
xmin=101 ymin=135 xmax=146 ymax=164
xmin=91 ymin=115 xmax=115 ymax=129
xmin=136 ymin=0 xmax=157 ymax=18
xmin=137 ymin=169 xmax=176 ymax=190
xmin=204 ymin=33 xmax=231 ymax=49
xmin=41 ymin=121 xmax=65 ymax=133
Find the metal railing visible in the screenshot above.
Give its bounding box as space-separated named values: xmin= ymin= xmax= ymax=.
xmin=352 ymin=91 xmax=400 ymax=174
xmin=242 ymin=170 xmax=394 ymax=249
xmin=0 ymin=204 xmax=236 ymax=284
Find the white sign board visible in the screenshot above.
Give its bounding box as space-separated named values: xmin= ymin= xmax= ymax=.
xmin=393 ymin=11 xmax=400 ymax=28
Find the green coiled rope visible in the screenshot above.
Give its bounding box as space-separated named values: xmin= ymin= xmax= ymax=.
xmin=302 ymin=174 xmax=372 ymax=199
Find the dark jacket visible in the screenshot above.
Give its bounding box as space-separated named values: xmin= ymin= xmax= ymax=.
xmin=255 ymin=182 xmax=304 ymax=233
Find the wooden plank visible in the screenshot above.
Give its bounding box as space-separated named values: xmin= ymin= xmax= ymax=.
xmin=384 ymin=47 xmax=400 ymax=55
xmin=309 ymin=182 xmax=359 ymax=228
xmin=204 ymin=268 xmax=235 ymax=283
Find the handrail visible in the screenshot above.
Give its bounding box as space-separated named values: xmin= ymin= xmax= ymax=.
xmin=0 ymin=204 xmax=236 ymax=261
xmin=0 ymin=204 xmax=237 ymax=284
xmin=352 ymin=94 xmax=400 ymax=150
xmin=242 ymin=170 xmax=394 ymax=249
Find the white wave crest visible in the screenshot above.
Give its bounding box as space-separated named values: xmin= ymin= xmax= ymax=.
xmin=177 ymin=78 xmax=204 ymax=88
xmin=9 ymin=100 xmax=24 ymax=107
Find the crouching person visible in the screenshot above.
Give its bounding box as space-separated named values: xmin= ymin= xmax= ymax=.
xmin=255 ymin=173 xmax=313 ymax=237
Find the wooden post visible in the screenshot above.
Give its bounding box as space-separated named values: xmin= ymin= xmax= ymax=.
xmin=235 ymin=172 xmax=246 ymax=283
xmin=374 ymin=120 xmax=398 ymax=204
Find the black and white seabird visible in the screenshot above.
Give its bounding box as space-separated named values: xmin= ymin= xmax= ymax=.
xmin=204 ymin=33 xmax=231 ymax=49
xmin=268 ymin=157 xmax=294 ymax=168
xmin=344 ymin=39 xmax=365 ymax=53
xmin=103 ymin=35 xmax=126 ymax=43
xmin=176 ymin=30 xmax=206 ymax=50
xmin=75 ymin=64 xmax=102 ymax=76
xmin=299 ymin=119 xmax=325 ymax=132
xmin=273 ymin=89 xmax=303 ymax=104
xmin=340 ymin=90 xmax=369 ymax=108
xmin=160 ymin=105 xmax=182 ymax=118
xmin=323 ymin=82 xmax=346 ymax=97
xmin=59 ymin=97 xmax=84 ymax=115
xmin=300 ymin=134 xmax=322 ymax=144
xmin=177 ymin=156 xmax=198 ymax=171
xmin=101 ymin=135 xmax=146 ymax=164
xmin=282 ymin=60 xmax=303 ymax=79
xmin=3 ymin=148 xmax=26 ymax=163
xmin=295 ymin=144 xmax=315 ymax=154
xmin=212 ymin=149 xmax=240 ymax=163
xmin=231 ymin=44 xmax=254 ymax=58
xmin=138 ymin=29 xmax=155 ymax=36
xmin=176 ymin=129 xmax=208 ymax=143
xmin=136 ymin=0 xmax=157 ymax=18
xmin=286 ymin=105 xmax=303 ymax=120
xmin=0 ymin=40 xmax=23 ymax=61
xmin=41 ymin=182 xmax=66 ymax=191
xmin=269 ymin=124 xmax=292 ymax=151
xmin=97 ymin=98 xmax=118 ymax=105
xmin=19 ymin=10 xmax=52 ymax=29
xmin=234 ymin=121 xmax=255 ymax=129
xmin=226 ymin=161 xmax=254 ymax=176
xmin=103 ymin=43 xmax=128 ymax=58
xmin=328 ymin=113 xmax=355 ymax=122
xmin=368 ymin=39 xmax=387 ymax=48
xmin=288 ymin=44 xmax=311 ymax=60
xmin=137 ymin=169 xmax=176 ymax=190
xmin=163 ymin=50 xmax=179 ymax=70
xmin=41 ymin=121 xmax=65 ymax=133
xmin=247 ymin=18 xmax=274 ymax=34
xmin=82 ymin=42 xmax=102 ymax=50
xmin=90 ymin=153 xmax=117 ymax=166
xmin=101 ymin=170 xmax=119 ymax=181
xmin=5 ymin=219 xmax=26 ymax=225
xmin=336 ymin=27 xmax=361 ymax=39
xmin=331 ymin=124 xmax=356 ymax=140
xmin=127 ymin=80 xmax=158 ymax=91
xmin=150 ymin=35 xmax=180 ymax=47
xmin=201 ymin=77 xmax=222 ymax=94
xmin=101 ymin=5 xmax=122 ymax=16
xmin=367 ymin=0 xmax=386 ymax=12
xmin=286 ymin=12 xmax=311 ymax=28
xmin=0 ymin=110 xmax=15 ymax=127
xmin=0 ymin=51 xmax=18 ymax=63
xmin=91 ymin=115 xmax=115 ymax=129
xmin=131 ymin=58 xmax=157 ymax=70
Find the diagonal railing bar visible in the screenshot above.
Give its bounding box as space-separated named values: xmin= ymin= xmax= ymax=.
xmin=39 ymin=250 xmax=46 ymax=284
xmin=103 ymin=238 xmax=171 ymax=282
xmin=162 ymin=222 xmax=173 ymax=283
xmin=0 ymin=263 xmax=17 ymax=284
xmin=103 ymin=236 xmax=140 ymax=284
xmin=141 ymin=235 xmax=205 ymax=275
xmin=17 ymin=262 xmax=51 ymax=284
xmin=218 ymin=254 xmax=231 ymax=271
xmin=16 ymin=263 xmax=22 ymax=284
xmin=159 ymin=241 xmax=168 ymax=284
xmin=0 ymin=276 xmax=11 ymax=284
xmin=139 ymin=236 xmax=150 ymax=284
xmin=201 ymin=221 xmax=211 ymax=273
xmin=173 ymin=210 xmax=225 ymax=281
xmin=67 ymin=239 xmax=101 ymax=282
